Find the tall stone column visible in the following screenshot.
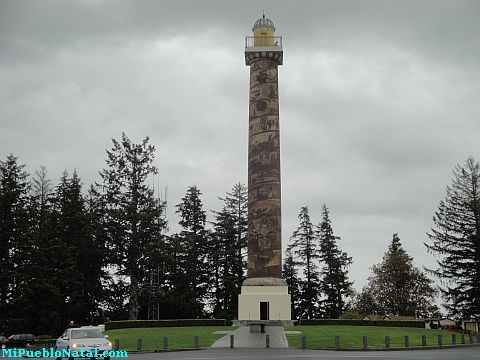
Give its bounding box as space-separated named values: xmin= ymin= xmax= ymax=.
xmin=247 ymin=58 xmax=282 ymax=279
xmin=237 ymin=15 xmax=291 ymax=324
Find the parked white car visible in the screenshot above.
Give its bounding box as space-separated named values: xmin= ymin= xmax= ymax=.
xmin=55 ymin=326 xmax=112 ymax=359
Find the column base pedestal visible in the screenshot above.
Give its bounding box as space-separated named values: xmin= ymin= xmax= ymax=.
xmin=232 ymin=319 xmax=295 ymax=327
xmin=237 ymin=278 xmax=292 ymax=324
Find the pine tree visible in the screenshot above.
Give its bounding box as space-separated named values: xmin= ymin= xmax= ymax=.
xmin=210 ymin=207 xmax=235 ymax=318
xmin=210 ymin=183 xmax=248 ymax=319
xmin=287 ymin=206 xmax=320 ymax=319
xmin=160 ymin=233 xmax=187 ymax=318
xmin=282 ymin=249 xmax=302 ymax=320
xmin=425 ymin=157 xmax=480 ymax=318
xmin=0 ymin=155 xmax=30 ymax=324
xmin=99 ymin=133 xmax=166 ymax=320
xmin=360 ymin=234 xmax=438 ymax=317
xmin=175 ymin=185 xmax=210 ymax=317
xmin=218 ymin=183 xmax=248 ymax=312
xmin=84 ymin=184 xmax=110 ymax=324
xmin=20 ymin=169 xmax=107 ymax=334
xmin=17 ymin=166 xmax=60 ymax=335
xmin=31 ymin=166 xmax=53 ymax=213
xmin=354 ymin=286 xmax=378 ymax=316
xmin=316 ymin=205 xmax=353 ymax=318
xmin=64 ymin=172 xmax=107 ymax=325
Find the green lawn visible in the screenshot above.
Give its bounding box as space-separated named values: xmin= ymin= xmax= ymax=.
xmin=285 ymin=325 xmax=464 ymax=349
xmin=105 ymin=325 xmax=474 ymax=351
xmin=105 ymin=326 xmax=235 ymax=350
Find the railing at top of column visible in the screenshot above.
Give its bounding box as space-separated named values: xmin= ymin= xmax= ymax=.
xmin=245 ymin=36 xmax=283 ymax=48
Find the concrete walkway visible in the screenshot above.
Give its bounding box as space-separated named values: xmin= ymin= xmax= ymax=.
xmin=211 ymin=326 xmax=288 ymax=348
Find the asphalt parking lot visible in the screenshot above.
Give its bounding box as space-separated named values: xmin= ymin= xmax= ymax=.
xmin=121 ymin=347 xmax=480 ymax=360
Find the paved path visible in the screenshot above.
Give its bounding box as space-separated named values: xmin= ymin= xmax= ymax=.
xmin=211 ymin=326 xmax=288 ymax=348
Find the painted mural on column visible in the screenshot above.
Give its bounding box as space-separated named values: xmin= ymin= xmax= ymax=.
xmin=247 ymin=58 xmax=282 ymax=278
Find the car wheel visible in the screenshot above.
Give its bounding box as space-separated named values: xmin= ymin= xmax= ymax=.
xmin=67 ymin=347 xmax=74 ymax=360
xmin=55 ymin=347 xmax=62 ymax=360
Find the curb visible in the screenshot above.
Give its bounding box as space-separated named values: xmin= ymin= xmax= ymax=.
xmin=123 ymin=343 xmax=480 ymax=352
xmin=123 ymin=348 xmax=209 ymax=353
xmin=305 ymin=343 xmax=480 ymax=352
xmin=27 ymin=343 xmax=480 ymax=353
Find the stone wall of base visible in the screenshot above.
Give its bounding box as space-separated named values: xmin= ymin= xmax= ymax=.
xmin=232 ymin=319 xmax=295 ymax=326
xmin=238 ymin=285 xmax=291 ymax=321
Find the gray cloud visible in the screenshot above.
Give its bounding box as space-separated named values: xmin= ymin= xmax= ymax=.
xmin=1 ymin=0 xmax=479 ymax=296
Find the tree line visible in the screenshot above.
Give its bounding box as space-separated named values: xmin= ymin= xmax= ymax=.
xmin=0 ymin=134 xmax=248 ymax=336
xmin=1 ymin=133 xmax=478 ymax=334
xmin=283 ymin=157 xmax=480 ymax=322
xmin=283 ymin=205 xmax=354 ymax=320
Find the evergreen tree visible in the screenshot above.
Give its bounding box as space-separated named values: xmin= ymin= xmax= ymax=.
xmin=99 ymin=133 xmax=166 ymax=320
xmin=360 ymin=234 xmax=438 ymax=317
xmin=282 ymin=249 xmax=302 ymax=320
xmin=16 ymin=166 xmax=60 ymax=335
xmin=138 ymin=207 xmax=170 ymax=320
xmin=354 ymin=286 xmax=378 ymax=316
xmin=175 ymin=185 xmax=210 ymax=317
xmin=159 ymin=233 xmax=188 ymax=318
xmin=19 ymin=170 xmax=108 ymax=334
xmin=210 ymin=207 xmax=236 ymax=318
xmin=316 ymin=205 xmax=353 ymax=318
xmin=31 ymin=166 xmax=53 ymax=213
xmin=425 ymin=157 xmax=480 ymax=318
xmin=218 ymin=183 xmax=248 ymax=312
xmin=210 ymin=183 xmax=248 ymax=319
xmin=53 ymin=170 xmax=89 ymax=317
xmin=0 ymin=155 xmax=30 ymax=325
xmin=84 ymin=184 xmax=110 ymax=323
xmin=287 ymin=206 xmax=320 ymax=319
xmin=69 ymin=176 xmax=108 ymax=325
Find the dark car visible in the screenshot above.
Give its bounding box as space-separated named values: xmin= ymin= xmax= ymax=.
xmin=0 ymin=335 xmax=9 ymax=348
xmin=4 ymin=334 xmax=36 ymax=348
xmin=443 ymin=324 xmax=464 ymax=332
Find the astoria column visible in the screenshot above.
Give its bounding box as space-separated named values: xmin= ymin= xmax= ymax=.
xmin=246 ymin=16 xmax=283 ymax=279
xmin=237 ymin=15 xmax=291 ymax=325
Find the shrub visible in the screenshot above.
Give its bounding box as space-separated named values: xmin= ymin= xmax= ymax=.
xmin=104 ymin=319 xmax=226 ymax=331
xmin=36 ymin=335 xmax=54 ymax=340
xmin=35 ymin=339 xmax=57 ymax=346
xmin=298 ymin=319 xmax=424 ymax=328
xmin=338 ymin=310 xmax=363 ymax=320
xmin=299 ymin=319 xmax=372 ymax=326
xmin=375 ymin=320 xmax=424 ymax=328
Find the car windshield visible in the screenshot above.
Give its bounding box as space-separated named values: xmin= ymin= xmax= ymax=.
xmin=70 ymin=329 xmax=103 ymax=339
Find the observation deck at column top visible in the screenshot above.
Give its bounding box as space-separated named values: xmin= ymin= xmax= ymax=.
xmin=245 ymin=14 xmax=283 ymax=65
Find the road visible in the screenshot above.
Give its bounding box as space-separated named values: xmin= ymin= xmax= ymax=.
xmin=123 ymin=347 xmax=479 ymax=360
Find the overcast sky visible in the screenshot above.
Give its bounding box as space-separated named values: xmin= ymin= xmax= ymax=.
xmin=1 ymin=0 xmax=479 ymax=295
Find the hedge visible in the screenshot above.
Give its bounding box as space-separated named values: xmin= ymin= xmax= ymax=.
xmin=104 ymin=319 xmax=227 ymax=331
xmin=375 ymin=320 xmax=425 ymax=328
xmin=298 ymin=319 xmax=425 ymax=328
xmin=34 ymin=339 xmax=57 ymax=346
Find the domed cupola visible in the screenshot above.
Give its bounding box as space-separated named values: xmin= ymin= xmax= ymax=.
xmin=249 ymin=13 xmax=280 ymax=48
xmin=252 ymin=14 xmax=276 ymax=32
